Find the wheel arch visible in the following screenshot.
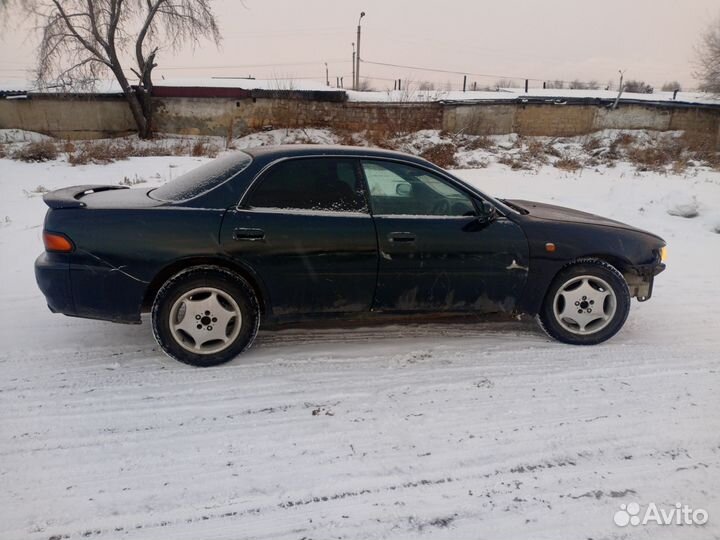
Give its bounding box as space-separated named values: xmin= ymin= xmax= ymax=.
xmin=579 ymin=253 xmax=633 ymax=274
xmin=542 ymin=254 xmax=631 ymax=301
xmin=142 ymin=256 xmax=270 ymax=317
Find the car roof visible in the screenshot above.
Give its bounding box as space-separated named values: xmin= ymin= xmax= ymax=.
xmin=242 ymin=144 xmax=431 ymax=166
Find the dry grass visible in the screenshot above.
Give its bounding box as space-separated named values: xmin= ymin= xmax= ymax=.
xmin=614 ymin=133 xmax=637 ymax=147
xmin=119 ymin=174 xmax=147 ymax=186
xmin=11 ymin=140 xmax=58 ymax=162
xmin=554 ymin=155 xmax=583 ymax=172
xmin=0 ymin=144 xmax=6 ymax=159
xmin=582 ymin=136 xmax=602 ymax=152
xmin=332 ymin=129 xmax=357 ymax=147
xmin=66 ymin=137 xmax=220 ymax=166
xmin=68 ymin=141 xmax=132 ymax=165
xmin=366 ymin=129 xmax=402 ymax=150
xmin=626 ymin=138 xmax=686 ymax=172
xmin=543 ymin=141 xmax=562 ymax=158
xmin=419 ymin=143 xmax=458 ymax=168
xmin=462 ymin=136 xmax=495 ymax=151
xmin=497 ymin=155 xmax=534 ymax=171
xmin=190 ymin=139 xmax=220 ymax=158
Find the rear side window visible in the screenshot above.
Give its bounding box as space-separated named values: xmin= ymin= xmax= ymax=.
xmin=246 ymin=158 xmax=367 ymax=212
xmin=150 ymin=151 xmax=252 ymax=202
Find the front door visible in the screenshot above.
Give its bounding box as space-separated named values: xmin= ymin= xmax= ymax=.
xmin=361 ymin=159 xmax=529 ymax=313
xmin=220 ymin=157 xmax=378 ymax=317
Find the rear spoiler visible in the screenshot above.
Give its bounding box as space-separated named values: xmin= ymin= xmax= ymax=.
xmin=43 ymin=185 xmax=129 ymax=209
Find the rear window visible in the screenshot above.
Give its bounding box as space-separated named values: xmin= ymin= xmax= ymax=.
xmin=149 ymin=151 xmax=252 ymax=202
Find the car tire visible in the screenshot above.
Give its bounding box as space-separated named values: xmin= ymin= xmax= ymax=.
xmin=537 ymin=258 xmax=630 ymax=345
xmin=151 ymin=266 xmax=260 ymax=367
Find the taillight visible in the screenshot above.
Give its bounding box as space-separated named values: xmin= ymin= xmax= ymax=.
xmin=43 ymin=231 xmax=74 ymax=252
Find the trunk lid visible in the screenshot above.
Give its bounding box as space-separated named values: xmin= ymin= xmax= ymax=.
xmin=43 ymin=185 xmax=162 ymax=210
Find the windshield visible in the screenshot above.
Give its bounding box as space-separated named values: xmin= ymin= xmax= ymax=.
xmin=149 ymin=151 xmax=252 ymax=202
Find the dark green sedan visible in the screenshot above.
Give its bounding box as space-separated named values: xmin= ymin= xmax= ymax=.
xmin=35 ymin=145 xmax=666 ymax=366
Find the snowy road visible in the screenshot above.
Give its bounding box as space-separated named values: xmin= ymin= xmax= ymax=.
xmin=1 ymin=151 xmax=719 ymax=539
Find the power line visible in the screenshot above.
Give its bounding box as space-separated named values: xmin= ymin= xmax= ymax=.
xmin=361 ymin=59 xmax=690 ymax=89
xmin=361 ymin=59 xmax=545 ymax=83
xmin=156 ymin=60 xmax=350 ymax=71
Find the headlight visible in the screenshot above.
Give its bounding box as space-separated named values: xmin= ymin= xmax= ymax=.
xmin=660 ymin=246 xmax=667 ymax=263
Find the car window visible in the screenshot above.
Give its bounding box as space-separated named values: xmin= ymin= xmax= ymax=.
xmin=247 ymin=158 xmax=367 ymax=213
xmin=362 ymin=160 xmax=476 ymax=216
xmin=150 ymin=151 xmax=252 ymax=202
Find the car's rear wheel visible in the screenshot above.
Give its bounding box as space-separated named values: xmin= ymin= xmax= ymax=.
xmin=537 ymin=258 xmax=630 ymax=345
xmin=151 ymin=266 xmax=260 ymax=366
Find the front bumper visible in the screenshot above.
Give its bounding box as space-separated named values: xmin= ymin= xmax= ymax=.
xmin=627 ymin=253 xmax=665 ymax=302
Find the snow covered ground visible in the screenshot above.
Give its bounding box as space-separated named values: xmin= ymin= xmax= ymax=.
xmin=1 ymin=135 xmax=719 ymax=539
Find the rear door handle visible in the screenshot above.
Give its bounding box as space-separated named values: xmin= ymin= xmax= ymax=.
xmin=233 ymin=228 xmax=265 ymax=241
xmin=388 ymin=232 xmax=416 ymax=243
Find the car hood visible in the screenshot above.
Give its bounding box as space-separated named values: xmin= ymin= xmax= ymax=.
xmin=506 ymin=199 xmax=663 ymax=240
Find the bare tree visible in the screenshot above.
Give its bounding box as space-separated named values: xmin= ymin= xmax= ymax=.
xmin=17 ymin=0 xmax=221 ymax=138
xmin=494 ymin=78 xmax=519 ymax=89
xmin=623 ymin=80 xmax=653 ymax=94
xmin=661 ymin=81 xmax=682 ymax=92
xmin=696 ymin=16 xmax=720 ymax=93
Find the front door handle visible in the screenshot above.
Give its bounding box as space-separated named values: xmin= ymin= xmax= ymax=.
xmin=388 ymin=232 xmax=416 ymax=243
xmin=233 ymin=228 xmax=265 ymax=241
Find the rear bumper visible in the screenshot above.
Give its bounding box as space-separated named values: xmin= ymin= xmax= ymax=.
xmin=35 ymin=251 xmax=144 ymax=324
xmin=35 ymin=252 xmax=75 ymax=315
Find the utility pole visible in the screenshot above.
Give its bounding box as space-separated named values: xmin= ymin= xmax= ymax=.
xmin=325 ymin=62 xmax=329 ymax=86
xmin=351 ymin=42 xmax=356 ymax=90
xmin=356 ymin=12 xmax=365 ymax=90
xmin=612 ymin=69 xmax=626 ymax=110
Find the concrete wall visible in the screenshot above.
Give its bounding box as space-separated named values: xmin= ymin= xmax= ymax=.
xmin=445 ymin=101 xmax=720 ymax=143
xmin=1 ymin=94 xmax=719 ymax=147
xmin=153 ymin=97 xmax=443 ymax=137
xmin=0 ymin=95 xmax=135 ymax=139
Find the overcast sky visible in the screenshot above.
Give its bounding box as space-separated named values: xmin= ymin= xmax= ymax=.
xmin=0 ymin=0 xmax=717 ymax=91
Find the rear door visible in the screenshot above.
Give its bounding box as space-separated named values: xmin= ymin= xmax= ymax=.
xmin=362 ymin=159 xmax=529 ymax=313
xmin=220 ymin=157 xmax=378 ymax=317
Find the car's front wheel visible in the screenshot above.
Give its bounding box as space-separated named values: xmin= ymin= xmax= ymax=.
xmin=537 ymin=258 xmax=630 ymax=345
xmin=151 ymin=266 xmax=260 ymax=366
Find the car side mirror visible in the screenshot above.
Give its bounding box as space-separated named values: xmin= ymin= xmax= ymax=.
xmin=481 ymin=205 xmax=499 ymax=223
xmin=475 ymin=199 xmax=498 ymax=222
xmin=464 ymin=201 xmax=498 ymax=231
xmin=396 ymin=183 xmax=412 ymax=196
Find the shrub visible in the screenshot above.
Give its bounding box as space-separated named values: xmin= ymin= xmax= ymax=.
xmin=554 ymin=156 xmax=583 ymax=172
xmin=543 ymin=142 xmax=562 ymax=158
xmin=623 ymin=80 xmax=653 ymax=94
xmin=582 ymin=136 xmax=602 ymax=152
xmin=12 ymin=140 xmax=58 ymax=162
xmin=463 ymin=136 xmax=495 ymax=151
xmin=190 ymin=139 xmax=220 ymax=158
xmin=661 ymin=81 xmax=682 ymax=92
xmin=119 ymin=175 xmax=147 ymax=186
xmin=68 ymin=140 xmax=130 ymax=165
xmin=366 ymin=129 xmax=400 ymax=150
xmin=626 ymin=138 xmax=685 ymax=172
xmin=613 ymin=133 xmax=636 ymax=147
xmin=497 ymin=155 xmax=534 ymax=171
xmin=420 ymin=143 xmax=457 ymax=168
